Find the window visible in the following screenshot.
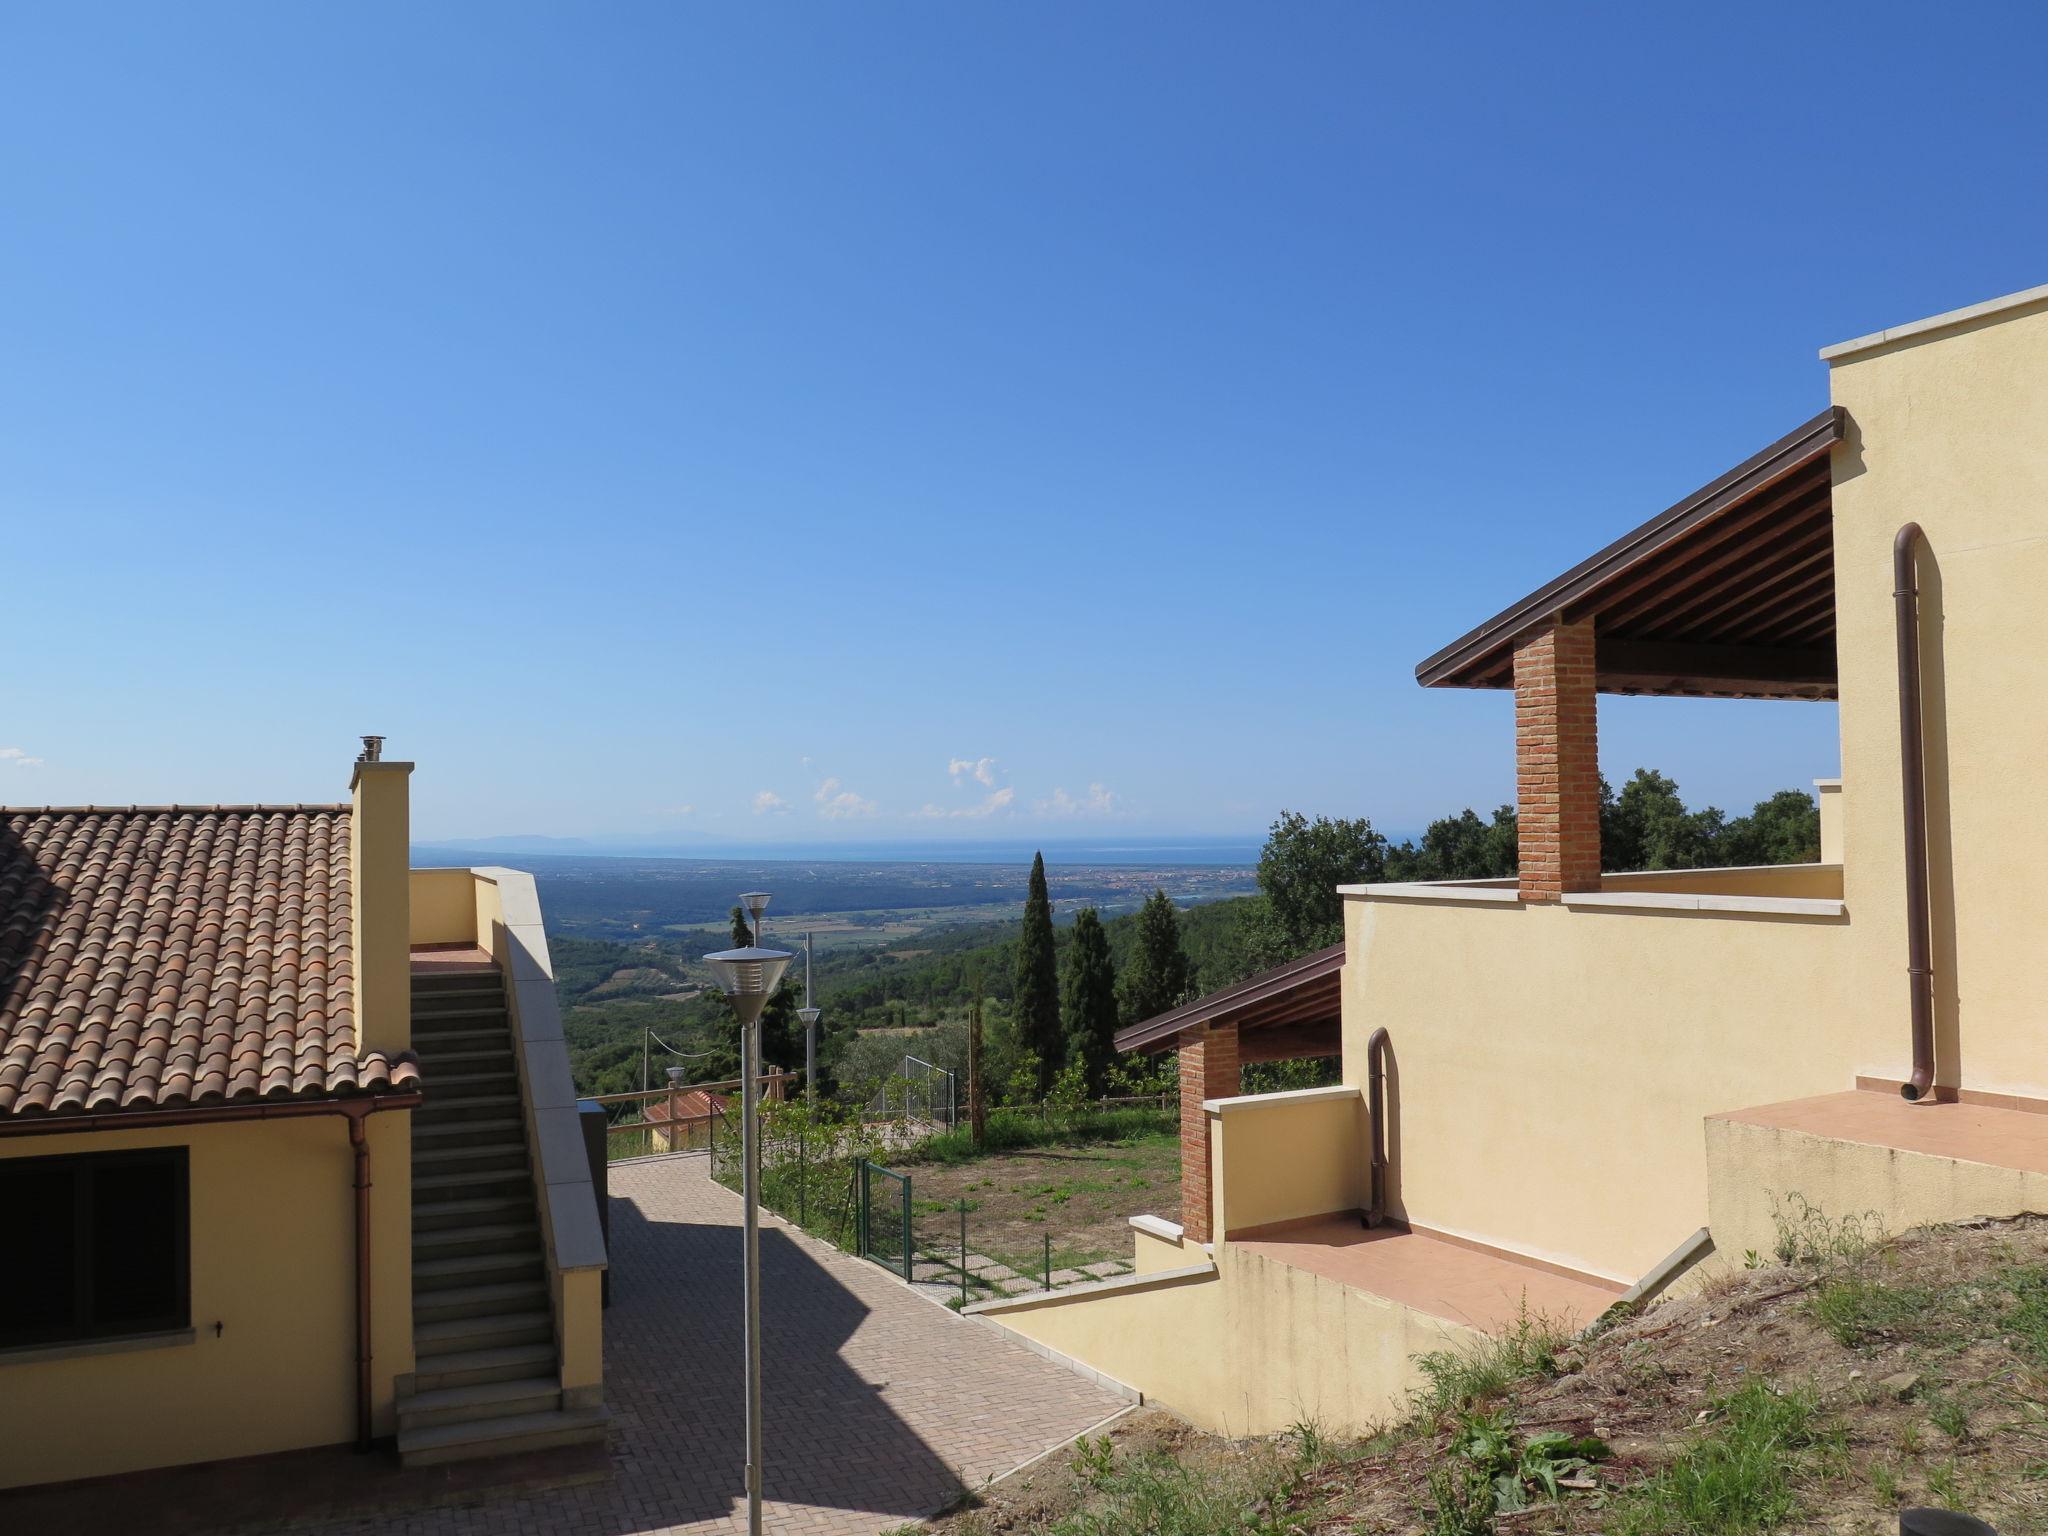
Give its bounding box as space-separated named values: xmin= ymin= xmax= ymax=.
xmin=0 ymin=1147 xmax=190 ymax=1349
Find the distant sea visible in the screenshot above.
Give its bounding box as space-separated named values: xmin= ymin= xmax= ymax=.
xmin=413 ymin=835 xmax=1272 ymax=867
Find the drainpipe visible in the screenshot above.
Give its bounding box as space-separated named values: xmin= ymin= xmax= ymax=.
xmin=1894 ymin=522 xmax=1936 ymax=1102
xmin=0 ymin=1091 xmax=421 ymax=1450
xmin=1364 ymin=1027 xmax=1390 ymax=1227
xmin=346 ymin=1104 xmax=376 ymax=1452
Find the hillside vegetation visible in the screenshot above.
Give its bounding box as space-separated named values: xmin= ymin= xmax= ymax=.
xmin=555 ymin=768 xmax=1822 ymax=1100
xmin=925 ymin=1213 xmax=2048 ymax=1535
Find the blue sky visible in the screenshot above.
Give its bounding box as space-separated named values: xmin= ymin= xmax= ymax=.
xmin=5 ymin=4 xmax=2045 ymax=847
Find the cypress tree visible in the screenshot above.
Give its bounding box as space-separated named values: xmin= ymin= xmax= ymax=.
xmin=1015 ymin=851 xmax=1062 ymax=1095
xmin=1061 ymin=907 xmax=1118 ymax=1096
xmin=1121 ymin=887 xmax=1192 ymax=1025
xmin=729 ymin=904 xmax=753 ymax=948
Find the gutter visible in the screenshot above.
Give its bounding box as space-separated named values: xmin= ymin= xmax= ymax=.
xmin=1893 ymin=523 xmax=1936 ymax=1100
xmin=0 ymin=1090 xmax=423 ymax=1451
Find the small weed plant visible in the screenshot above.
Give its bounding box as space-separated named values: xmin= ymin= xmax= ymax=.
xmin=1770 ymin=1191 xmax=1885 ymax=1271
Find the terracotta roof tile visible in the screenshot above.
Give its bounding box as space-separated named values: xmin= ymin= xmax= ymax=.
xmin=0 ymin=807 xmax=421 ymax=1120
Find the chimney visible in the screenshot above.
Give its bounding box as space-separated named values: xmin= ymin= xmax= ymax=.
xmin=350 ymin=738 xmax=415 ymax=1056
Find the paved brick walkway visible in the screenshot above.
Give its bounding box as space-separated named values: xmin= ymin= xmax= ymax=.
xmin=300 ymin=1155 xmax=1127 ymax=1536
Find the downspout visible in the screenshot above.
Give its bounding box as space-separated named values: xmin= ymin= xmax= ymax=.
xmin=0 ymin=1090 xmax=421 ymax=1451
xmin=346 ymin=1103 xmax=375 ymax=1453
xmin=1364 ymin=1027 xmax=1390 ymax=1227
xmin=1894 ymin=522 xmax=1936 ymax=1101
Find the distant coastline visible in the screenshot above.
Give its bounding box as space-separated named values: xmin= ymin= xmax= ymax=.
xmin=411 ymin=836 xmax=1279 ymax=868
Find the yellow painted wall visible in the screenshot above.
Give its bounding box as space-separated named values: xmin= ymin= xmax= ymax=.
xmin=1341 ymin=895 xmax=1857 ymax=1283
xmin=410 ymin=866 xmax=479 ymax=947
xmin=982 ymin=1240 xmax=1478 ymax=1436
xmin=1591 ymin=863 xmax=1841 ymax=899
xmin=1211 ymin=1089 xmax=1368 ymax=1235
xmin=1703 ymin=1114 xmax=2048 ymax=1274
xmin=351 ymin=761 xmax=414 ymax=1056
xmin=1326 ymin=291 xmax=2048 ymax=1289
xmin=0 ymin=1111 xmax=412 ymax=1488
xmin=1828 ymin=295 xmax=2048 ymax=1101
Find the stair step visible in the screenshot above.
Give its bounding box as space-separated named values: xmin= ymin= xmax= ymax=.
xmin=414 ymin=1193 xmax=533 ymax=1230
xmin=414 ymin=1308 xmax=553 ymax=1354
xmin=411 ymin=1028 xmax=510 ymax=1048
xmin=413 ymin=1119 xmax=524 ymax=1152
xmin=399 ymin=1375 xmax=562 ymax=1431
xmin=415 ymin=1250 xmax=544 ymax=1292
xmin=415 ymin=1279 xmax=548 ymax=1323
xmin=415 ymin=1113 xmax=522 ymax=1137
xmin=413 ymin=1005 xmax=511 ymax=1023
xmin=414 ymin=1165 xmax=529 ymax=1194
xmin=398 ymin=1404 xmax=610 ymax=1468
xmin=413 ymin=1047 xmax=515 ymax=1070
xmin=417 ymin=1093 xmax=524 ymax=1123
xmin=419 ymin=1069 xmax=520 ymax=1092
xmin=412 ymin=1340 xmax=558 ymax=1392
xmin=415 ymin=1151 xmax=527 ymax=1183
xmin=415 ymin=1221 xmax=540 ymax=1258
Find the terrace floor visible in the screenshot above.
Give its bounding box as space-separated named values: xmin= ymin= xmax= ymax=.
xmin=1230 ymin=1214 xmax=1622 ymax=1333
xmin=6 ymin=1156 xmax=1127 ymax=1536
xmin=1716 ymin=1087 xmax=2048 ymax=1170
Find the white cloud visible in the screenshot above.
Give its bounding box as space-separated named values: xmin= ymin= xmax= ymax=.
xmin=948 ymin=756 xmax=999 ymax=789
xmin=660 ymin=804 xmax=695 ymax=817
xmin=918 ymin=785 xmax=1016 ymax=820
xmin=752 ymin=790 xmax=789 ymax=815
xmin=1037 ymin=783 xmax=1117 ymax=819
xmin=1 ymin=747 xmax=42 ymax=768
xmin=814 ymin=777 xmax=878 ymax=820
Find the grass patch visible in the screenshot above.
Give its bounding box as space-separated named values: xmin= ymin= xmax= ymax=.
xmin=1045 ymin=1425 xmax=1332 ymax=1536
xmin=1607 ymin=1380 xmax=1838 ymax=1536
xmin=1410 ymin=1306 xmax=1574 ymax=1420
xmin=1810 ymin=1273 xmax=1938 ymax=1347
xmin=898 ymin=1107 xmax=1175 ymax=1165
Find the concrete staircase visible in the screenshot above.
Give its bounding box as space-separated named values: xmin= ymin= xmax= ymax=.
xmin=399 ymin=966 xmax=609 ymax=1466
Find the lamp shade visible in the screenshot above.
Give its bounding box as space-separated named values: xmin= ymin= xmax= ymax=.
xmin=703 ymin=945 xmax=795 ymax=1025
xmin=796 ymin=1007 xmax=821 ymax=1026
xmin=738 ymin=892 xmax=772 ymax=941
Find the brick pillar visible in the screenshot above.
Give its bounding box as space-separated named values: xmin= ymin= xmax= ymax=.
xmin=1514 ymin=619 xmax=1602 ymax=902
xmin=1178 ymin=1023 xmax=1238 ymax=1245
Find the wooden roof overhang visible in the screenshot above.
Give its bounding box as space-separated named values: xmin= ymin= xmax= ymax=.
xmin=1115 ymin=942 xmax=1344 ymax=1059
xmin=1414 ymin=407 xmax=1845 ymax=701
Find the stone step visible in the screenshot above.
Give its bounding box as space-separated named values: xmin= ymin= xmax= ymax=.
xmin=412 ymin=1046 xmax=515 ymax=1071
xmin=415 ymin=1143 xmax=528 ymax=1177
xmin=410 ymin=1028 xmax=512 ymax=1050
xmin=412 ymin=973 xmax=502 ymax=993
xmin=415 ymin=1279 xmax=549 ymax=1324
xmin=413 ymin=1005 xmax=511 ymax=1024
xmin=413 ymin=1117 xmax=524 ymax=1150
xmin=414 ymin=1249 xmax=543 ymax=1293
xmin=411 ymin=1340 xmax=559 ymax=1393
xmin=398 ymin=1375 xmax=562 ymax=1432
xmin=414 ymin=1308 xmax=553 ymax=1355
xmin=397 ymin=1404 xmax=610 ymax=1469
xmin=416 ymin=1093 xmax=524 ymax=1125
xmin=413 ymin=1164 xmax=530 ymax=1196
xmin=414 ymin=1192 xmax=533 ymax=1231
xmin=414 ymin=1221 xmax=540 ymax=1260
xmin=418 ymin=1069 xmax=519 ymax=1094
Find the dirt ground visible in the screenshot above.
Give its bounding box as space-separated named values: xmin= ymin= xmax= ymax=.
xmin=904 ymin=1132 xmax=1180 ymax=1274
xmin=916 ymin=1214 xmax=2048 ymax=1535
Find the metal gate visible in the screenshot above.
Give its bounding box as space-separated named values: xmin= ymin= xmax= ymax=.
xmin=856 ymin=1158 xmax=913 ymax=1282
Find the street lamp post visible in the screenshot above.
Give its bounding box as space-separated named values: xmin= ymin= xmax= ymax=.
xmin=796 ymin=929 xmax=821 ymax=1102
xmin=704 ymin=903 xmax=793 ymax=1536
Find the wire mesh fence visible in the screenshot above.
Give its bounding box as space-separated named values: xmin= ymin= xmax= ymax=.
xmin=867 ymin=1056 xmax=959 ymax=1132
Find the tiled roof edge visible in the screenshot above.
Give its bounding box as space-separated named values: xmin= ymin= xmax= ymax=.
xmin=1 ymin=804 xmax=352 ymax=814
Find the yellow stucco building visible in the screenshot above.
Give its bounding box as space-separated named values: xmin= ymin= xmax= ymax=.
xmin=971 ymin=281 xmax=2048 ymax=1435
xmin=0 ymin=746 xmax=607 ymax=1490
